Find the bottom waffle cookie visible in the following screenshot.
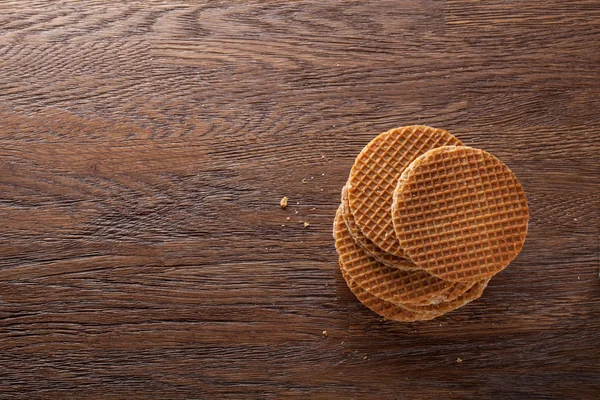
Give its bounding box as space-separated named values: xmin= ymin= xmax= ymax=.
xmin=335 ymin=205 xmax=478 ymax=306
xmin=399 ymin=278 xmax=490 ymax=313
xmin=436 ymin=280 xmax=477 ymax=304
xmin=334 ymin=205 xmax=451 ymax=305
xmin=340 ymin=262 xmax=489 ymax=321
xmin=335 ymin=203 xmax=489 ymax=321
xmin=340 ymin=266 xmax=439 ymax=322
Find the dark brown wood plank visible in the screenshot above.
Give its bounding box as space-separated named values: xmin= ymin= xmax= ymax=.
xmin=0 ymin=1 xmax=599 ymax=399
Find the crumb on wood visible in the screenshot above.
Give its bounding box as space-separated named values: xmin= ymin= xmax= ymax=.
xmin=295 ymin=210 xmax=298 ymax=214
xmin=280 ymin=196 xmax=288 ymax=208
xmin=363 ymin=356 xmax=368 ymax=360
xmin=303 ymin=222 xmax=310 ymax=228
xmin=456 ymin=358 xmax=463 ymax=363
xmin=320 ymin=189 xmax=323 ymax=192
xmin=286 ymin=217 xmax=290 ymax=221
xmin=302 ymin=178 xmax=307 ymax=184
xmin=322 ymin=330 xmax=328 ymax=337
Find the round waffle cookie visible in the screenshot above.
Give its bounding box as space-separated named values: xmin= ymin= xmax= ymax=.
xmin=334 ymin=206 xmax=452 ymax=305
xmin=347 ymin=125 xmax=462 ymax=257
xmin=340 ymin=262 xmax=489 ymax=321
xmin=436 ymin=279 xmax=477 ymax=303
xmin=339 ymin=267 xmax=438 ymax=322
xmin=399 ymin=278 xmax=490 ymax=313
xmin=340 ymin=185 xmax=419 ymax=271
xmin=392 ymin=146 xmax=529 ymax=282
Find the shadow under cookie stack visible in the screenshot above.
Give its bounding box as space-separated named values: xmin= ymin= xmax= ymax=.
xmin=334 ymin=125 xmax=530 ymax=321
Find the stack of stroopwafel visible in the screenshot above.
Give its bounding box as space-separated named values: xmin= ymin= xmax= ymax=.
xmin=334 ymin=125 xmax=529 ymax=321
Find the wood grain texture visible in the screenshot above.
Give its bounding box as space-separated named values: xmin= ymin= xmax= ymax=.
xmin=0 ymin=1 xmax=599 ymax=399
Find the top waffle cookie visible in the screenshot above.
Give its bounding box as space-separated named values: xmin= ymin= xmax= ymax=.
xmin=392 ymin=146 xmax=529 ymax=282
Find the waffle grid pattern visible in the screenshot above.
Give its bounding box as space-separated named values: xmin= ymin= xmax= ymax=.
xmin=348 ymin=126 xmax=462 ymax=256
xmin=339 ymin=256 xmax=489 ymax=320
xmin=340 ymin=185 xmax=419 ymax=271
xmin=400 ymin=279 xmax=490 ymax=313
xmin=392 ymin=146 xmax=529 ymax=282
xmin=334 ymin=206 xmax=451 ymax=304
xmin=342 ymin=186 xmax=477 ymax=304
xmin=339 ymin=267 xmax=437 ymax=322
xmin=438 ymin=280 xmax=477 ymax=303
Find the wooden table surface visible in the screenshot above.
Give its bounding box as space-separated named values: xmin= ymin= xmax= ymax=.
xmin=1 ymin=1 xmax=599 ymax=399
